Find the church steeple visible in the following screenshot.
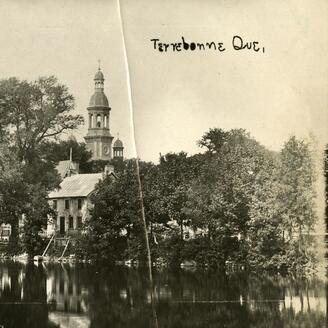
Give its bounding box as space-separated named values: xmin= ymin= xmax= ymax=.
xmin=84 ymin=63 xmax=113 ymax=161
xmin=94 ymin=61 xmax=105 ymax=91
xmin=88 ymin=64 xmax=109 ymax=108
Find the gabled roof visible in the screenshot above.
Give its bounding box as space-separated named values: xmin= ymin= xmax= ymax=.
xmin=48 ymin=173 xmax=103 ymax=199
xmin=56 ymin=160 xmax=79 ymax=179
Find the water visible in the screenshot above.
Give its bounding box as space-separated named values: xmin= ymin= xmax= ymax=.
xmin=0 ymin=261 xmax=326 ymax=328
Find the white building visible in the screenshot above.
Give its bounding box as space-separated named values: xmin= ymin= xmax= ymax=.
xmin=47 ymin=166 xmax=115 ymax=240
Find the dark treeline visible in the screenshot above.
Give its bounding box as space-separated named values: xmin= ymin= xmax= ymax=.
xmin=77 ymin=129 xmax=319 ymax=273
xmin=0 ymin=76 xmax=320 ymax=273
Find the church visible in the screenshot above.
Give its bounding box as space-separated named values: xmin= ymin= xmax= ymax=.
xmin=47 ymin=66 xmax=123 ymax=243
xmin=84 ymin=65 xmax=124 ymax=160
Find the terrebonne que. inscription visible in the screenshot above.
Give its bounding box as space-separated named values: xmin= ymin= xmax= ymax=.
xmin=150 ymin=36 xmax=265 ymax=53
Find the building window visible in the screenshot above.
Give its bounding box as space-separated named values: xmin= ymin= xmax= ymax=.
xmin=78 ymin=199 xmax=82 ymax=210
xmin=96 ymin=114 xmax=101 ymax=128
xmin=53 ymin=200 xmax=57 ymax=210
xmin=69 ymin=216 xmax=74 ymax=229
xmin=65 ymin=199 xmax=69 ymax=210
xmin=77 ymin=216 xmax=82 ymax=229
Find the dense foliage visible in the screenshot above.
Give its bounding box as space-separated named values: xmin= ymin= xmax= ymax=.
xmin=78 ymin=128 xmax=319 ymax=273
xmin=0 ymin=75 xmax=321 ymax=271
xmin=0 ymin=76 xmax=83 ymax=256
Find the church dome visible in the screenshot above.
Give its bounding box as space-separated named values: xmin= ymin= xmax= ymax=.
xmin=89 ymin=91 xmax=109 ymax=107
xmin=94 ymin=69 xmax=104 ymax=81
xmin=114 ymin=138 xmax=123 ymax=148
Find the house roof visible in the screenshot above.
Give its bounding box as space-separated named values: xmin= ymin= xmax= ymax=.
xmin=56 ymin=160 xmax=79 ymax=179
xmin=48 ymin=173 xmax=103 ymax=199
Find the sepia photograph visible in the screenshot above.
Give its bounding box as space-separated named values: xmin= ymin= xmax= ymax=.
xmin=0 ymin=0 xmax=327 ymax=327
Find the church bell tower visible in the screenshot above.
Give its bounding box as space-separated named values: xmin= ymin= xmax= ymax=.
xmin=84 ymin=65 xmax=113 ymax=160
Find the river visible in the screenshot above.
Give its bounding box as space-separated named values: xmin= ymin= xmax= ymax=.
xmin=0 ymin=261 xmax=326 ymax=327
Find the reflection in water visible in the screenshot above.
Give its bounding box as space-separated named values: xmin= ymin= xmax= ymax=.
xmin=0 ymin=261 xmax=326 ymax=327
xmin=0 ymin=262 xmax=48 ymax=328
xmin=46 ymin=264 xmax=89 ymax=328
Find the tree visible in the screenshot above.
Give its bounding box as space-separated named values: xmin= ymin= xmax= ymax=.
xmin=247 ymin=155 xmax=286 ymax=269
xmin=0 ymin=76 xmax=84 ymax=255
xmin=21 ymin=185 xmax=54 ymax=256
xmin=76 ymin=128 xmax=320 ymax=272
xmin=186 ymin=128 xmax=272 ymax=267
xmin=156 ymin=152 xmax=203 ymax=237
xmin=0 ymin=76 xmax=84 ymax=163
xmin=40 ymin=137 xmax=92 ymax=170
xmin=278 ymin=136 xmax=318 ymax=272
xmin=77 ymin=160 xmax=155 ymax=263
xmin=247 ymin=136 xmax=319 ymax=272
xmin=0 ymin=144 xmax=26 ymax=253
xmin=0 ymin=76 xmax=84 ymax=190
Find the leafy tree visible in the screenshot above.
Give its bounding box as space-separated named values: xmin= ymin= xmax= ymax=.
xmin=81 ymin=159 xmax=112 ymax=174
xmin=278 ymin=136 xmax=318 ymax=272
xmin=0 ymin=144 xmax=26 ymax=253
xmin=247 ymin=155 xmax=286 ymax=269
xmin=186 ymin=128 xmax=271 ymax=267
xmin=0 ymin=76 xmax=83 ymax=191
xmin=21 ymin=185 xmax=54 ymax=255
xmin=0 ymin=76 xmax=83 ymax=161
xmin=0 ymin=76 xmax=83 ymax=255
xmin=156 ymin=152 xmax=203 ymax=237
xmin=79 ymin=157 xmax=125 ymax=174
xmin=279 ymin=137 xmax=317 ymax=239
xmin=78 ymin=160 xmax=155 ymax=263
xmin=248 ymin=136 xmax=318 ymax=272
xmin=77 ymin=128 xmax=320 ymax=272
xmin=40 ymin=137 xmax=91 ymax=167
xmin=145 ymin=152 xmax=205 ymax=266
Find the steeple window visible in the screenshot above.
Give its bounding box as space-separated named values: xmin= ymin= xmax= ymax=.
xmin=96 ymin=114 xmax=101 ymax=128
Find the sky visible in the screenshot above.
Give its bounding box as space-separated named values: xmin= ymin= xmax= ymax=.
xmin=0 ymin=0 xmax=327 ymax=162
